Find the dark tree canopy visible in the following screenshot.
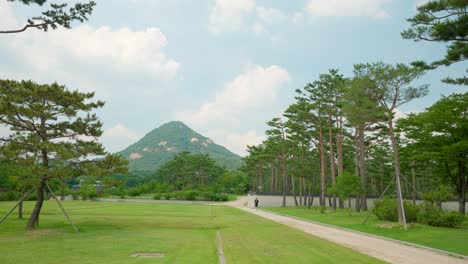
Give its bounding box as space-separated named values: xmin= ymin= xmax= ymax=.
xmin=402 ymin=0 xmax=467 ymax=85
xmin=1 ymin=1 xmax=96 ymax=34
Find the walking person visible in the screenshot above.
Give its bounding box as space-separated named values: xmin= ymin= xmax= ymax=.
xmin=254 ymin=197 xmax=259 ymax=209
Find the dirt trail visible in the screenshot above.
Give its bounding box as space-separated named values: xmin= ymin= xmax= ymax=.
xmin=227 ymin=196 xmax=468 ymax=264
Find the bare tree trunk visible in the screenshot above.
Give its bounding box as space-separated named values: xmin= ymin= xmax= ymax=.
xmin=259 ymin=161 xmax=263 ymax=192
xmin=411 ymin=160 xmax=416 ymax=205
xmin=270 ymin=162 xmax=274 ymax=192
xmin=282 ymin=155 xmax=286 ymax=207
xmin=328 ymin=114 xmax=337 ymax=210
xmin=336 ymin=115 xmax=344 ymax=209
xmin=27 ymin=178 xmax=46 ymax=230
xmin=387 ymin=115 xmax=406 ymax=225
xmin=299 ymin=177 xmax=303 ymax=206
xmin=358 ymin=125 xmax=367 ymax=211
xmin=27 ymin=146 xmax=49 ymax=230
xmin=457 ymin=159 xmax=466 ymax=214
xmin=18 ymin=188 xmax=24 ymax=219
xmin=354 ymin=129 xmax=361 ymax=212
xmin=319 ymin=125 xmax=326 ymax=207
xmin=379 ymin=163 xmax=384 ymax=194
xmin=292 ymin=175 xmax=298 ymax=206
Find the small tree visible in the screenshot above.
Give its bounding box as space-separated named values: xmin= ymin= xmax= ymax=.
xmin=329 ymin=172 xmax=362 ymax=213
xmin=0 ymin=80 xmax=107 ymax=230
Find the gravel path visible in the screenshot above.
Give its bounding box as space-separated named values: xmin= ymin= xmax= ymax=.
xmin=227 ymin=196 xmax=468 ymax=264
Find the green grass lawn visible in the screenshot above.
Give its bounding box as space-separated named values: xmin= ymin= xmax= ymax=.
xmin=265 ymin=206 xmax=468 ymax=256
xmin=0 ymin=201 xmax=385 ymax=264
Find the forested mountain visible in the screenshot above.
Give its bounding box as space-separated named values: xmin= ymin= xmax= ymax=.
xmin=118 ymin=121 xmax=243 ymax=171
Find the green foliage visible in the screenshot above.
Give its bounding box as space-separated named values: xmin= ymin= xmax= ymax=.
xmin=401 ymin=0 xmax=467 ymax=85
xmin=213 ymin=170 xmax=250 ymax=194
xmin=2 ymin=1 xmax=96 ymax=34
xmin=0 ymin=191 xmax=19 ymax=201
xmin=397 ymin=93 xmax=467 ymax=214
xmin=154 ymin=152 xmax=225 ymax=191
xmin=118 ymin=121 xmax=243 ymax=171
xmin=373 ymin=198 xmax=419 ymax=222
xmin=328 ymin=172 xmax=362 ymax=204
xmin=152 ymin=190 xmax=228 ymax=201
xmin=422 ymin=185 xmax=453 ymax=207
xmin=79 ymin=184 xmax=97 ymax=200
xmin=418 ymin=202 xmax=463 ymax=227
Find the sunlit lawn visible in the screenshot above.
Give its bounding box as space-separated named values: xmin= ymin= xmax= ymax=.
xmin=265 ymin=206 xmax=468 ymax=256
xmin=0 ymin=201 xmax=384 ymax=264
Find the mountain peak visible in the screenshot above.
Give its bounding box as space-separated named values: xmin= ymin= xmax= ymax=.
xmin=118 ymin=121 xmax=242 ymax=171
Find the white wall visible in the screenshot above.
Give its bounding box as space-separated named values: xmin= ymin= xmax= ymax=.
xmin=247 ymin=194 xmax=466 ymax=212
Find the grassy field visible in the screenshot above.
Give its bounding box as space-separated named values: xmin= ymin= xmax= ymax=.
xmin=0 ymin=201 xmax=385 ymax=264
xmin=265 ymin=206 xmax=468 ymax=256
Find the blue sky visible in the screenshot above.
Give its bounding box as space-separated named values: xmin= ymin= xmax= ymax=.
xmin=0 ymin=0 xmax=466 ymax=156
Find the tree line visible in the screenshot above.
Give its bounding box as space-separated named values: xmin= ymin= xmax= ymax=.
xmin=244 ymin=0 xmax=467 ymax=218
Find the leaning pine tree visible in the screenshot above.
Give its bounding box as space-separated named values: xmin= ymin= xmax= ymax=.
xmin=0 ymin=80 xmax=106 ymax=230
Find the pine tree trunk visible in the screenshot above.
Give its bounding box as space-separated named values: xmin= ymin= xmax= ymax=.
xmin=319 ymin=125 xmax=326 ymax=207
xmin=411 ymin=160 xmax=416 ymax=205
xmin=282 ymin=156 xmax=286 ymax=207
xmin=336 ymin=115 xmax=344 ymax=209
xmin=292 ymin=175 xmax=298 ymax=206
xmin=259 ymin=161 xmax=263 ymax=192
xmin=27 ymin=178 xmax=46 ymax=230
xmin=299 ymin=177 xmax=303 ymax=206
xmin=457 ymin=159 xmax=466 ymax=214
xmin=328 ymin=114 xmax=337 ymax=210
xmin=18 ymin=188 xmax=24 ymax=219
xmin=387 ymin=114 xmax=406 ymax=224
xmin=358 ymin=125 xmax=367 ymax=211
xmin=354 ymin=129 xmax=361 ymax=212
xmin=270 ymin=162 xmax=274 ymax=192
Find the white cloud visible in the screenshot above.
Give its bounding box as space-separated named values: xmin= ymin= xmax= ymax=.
xmin=209 ymin=0 xmax=292 ymax=35
xmin=255 ymin=7 xmax=287 ymax=25
xmin=305 ymin=0 xmax=391 ymax=18
xmin=101 ymin=124 xmax=144 ymax=153
xmin=224 ymin=130 xmax=266 ymax=156
xmin=209 ymin=0 xmax=255 ymax=33
xmin=177 ymin=65 xmax=290 ymax=127
xmin=0 ymin=1 xmax=17 ymax=29
xmin=176 ymin=65 xmax=290 ymax=156
xmin=5 ymin=25 xmax=179 ymax=79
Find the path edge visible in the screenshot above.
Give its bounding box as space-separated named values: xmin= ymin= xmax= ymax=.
xmin=259 ymin=208 xmax=467 ymax=260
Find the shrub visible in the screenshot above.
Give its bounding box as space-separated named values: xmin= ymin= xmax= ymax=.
xmin=127 ymin=188 xmax=142 ymax=197
xmin=71 ymin=191 xmax=79 ymax=200
xmin=153 ymin=193 xmax=161 ymax=200
xmin=373 ymin=198 xmax=418 ymax=222
xmin=173 ymin=191 xmax=186 ymax=200
xmin=25 ymin=192 xmax=38 ymax=201
xmin=0 ymin=191 xmax=18 ymax=201
xmin=373 ymin=198 xmax=397 ymax=221
xmin=212 ymin=193 xmax=229 ymax=201
xmin=422 ymin=185 xmax=453 ymax=209
xmin=184 ymin=190 xmax=199 ymax=201
xmin=417 ymin=202 xmax=463 ymax=227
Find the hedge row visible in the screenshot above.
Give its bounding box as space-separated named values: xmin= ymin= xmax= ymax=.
xmin=373 ymin=198 xmax=463 ymax=228
xmin=153 ymin=190 xmax=229 ymax=201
